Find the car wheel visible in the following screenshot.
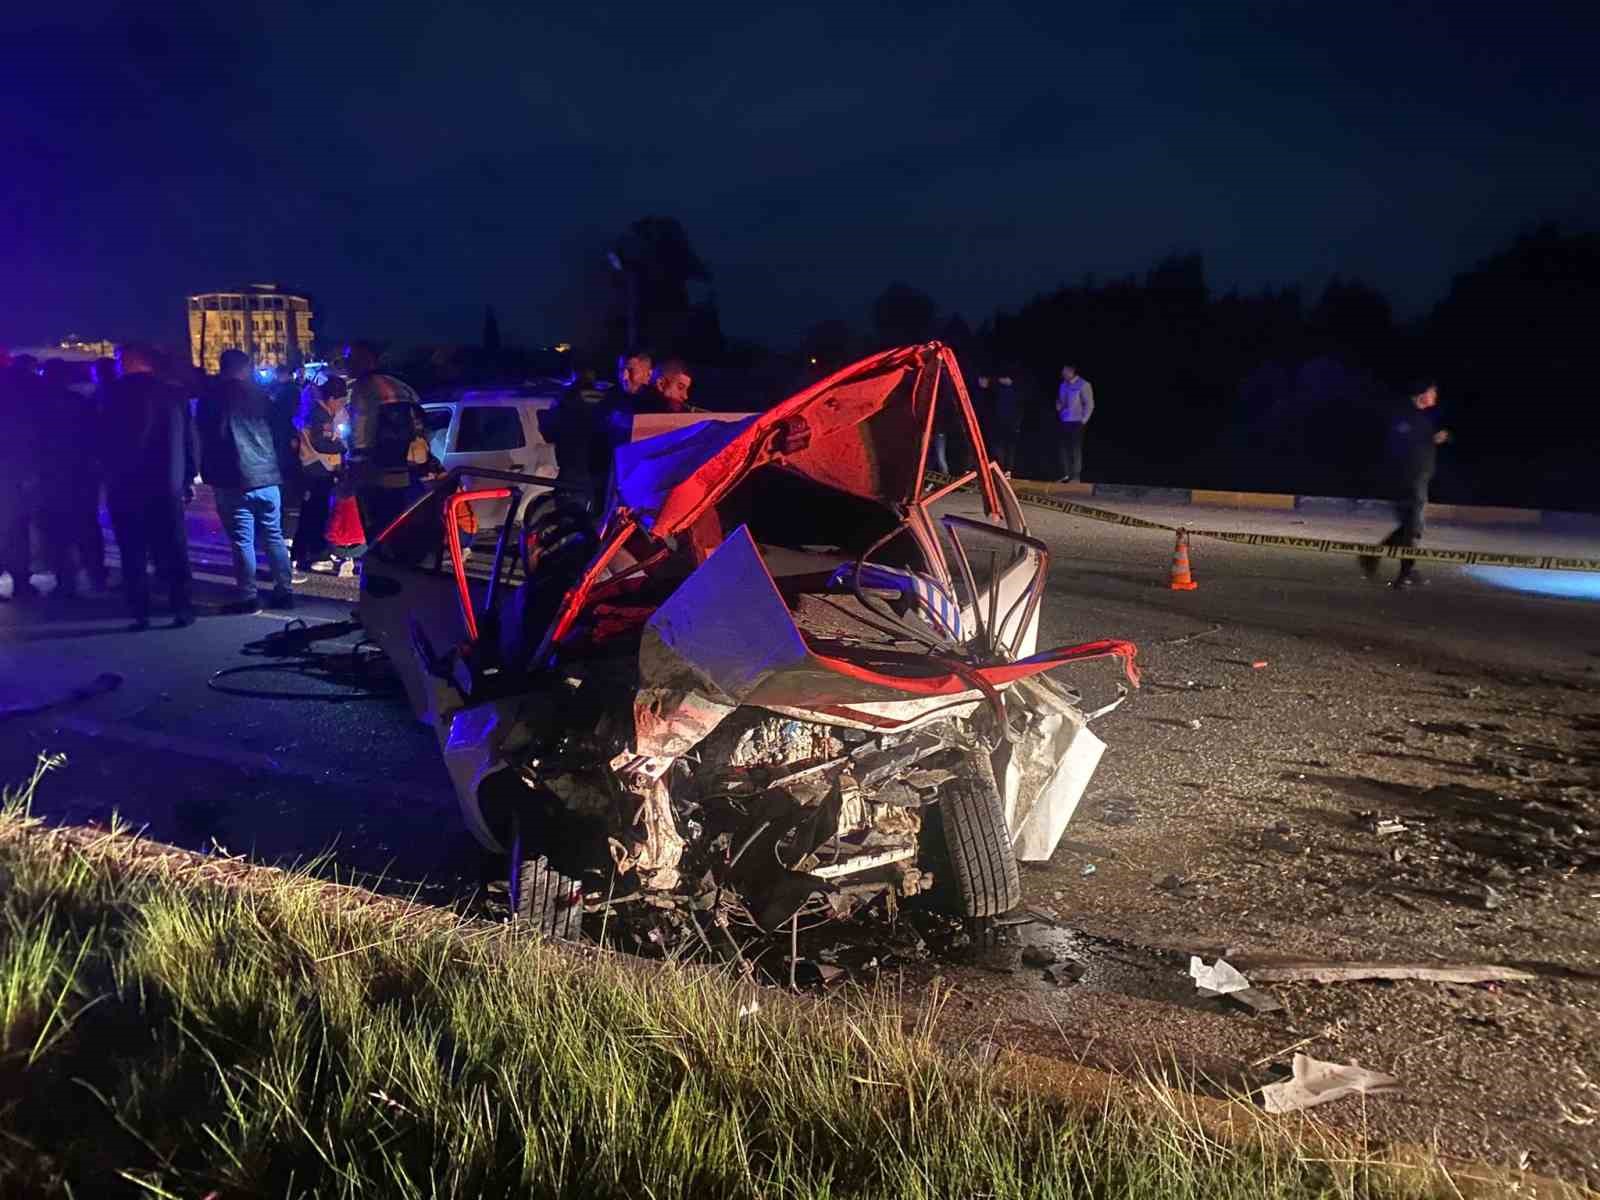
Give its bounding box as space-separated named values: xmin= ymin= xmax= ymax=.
xmin=939 ymin=749 xmax=1022 ymax=920
xmin=508 ymin=810 xmax=585 ymax=940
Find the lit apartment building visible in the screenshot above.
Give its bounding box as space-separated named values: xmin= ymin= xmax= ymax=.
xmin=187 ymin=284 xmax=314 ymax=373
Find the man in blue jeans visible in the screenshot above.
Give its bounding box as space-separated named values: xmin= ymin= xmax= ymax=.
xmin=197 ymin=349 xmax=295 ymax=613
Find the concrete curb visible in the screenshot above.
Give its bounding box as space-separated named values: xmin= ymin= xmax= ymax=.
xmin=1014 ymin=479 xmax=1599 ymax=532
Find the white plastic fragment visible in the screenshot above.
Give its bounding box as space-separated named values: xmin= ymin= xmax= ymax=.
xmin=1259 ymin=1054 xmax=1400 ymax=1114
xmin=1189 ymin=955 xmax=1252 ymax=996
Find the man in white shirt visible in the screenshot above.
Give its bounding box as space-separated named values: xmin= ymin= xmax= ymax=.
xmin=1054 ymin=364 xmax=1095 ymax=482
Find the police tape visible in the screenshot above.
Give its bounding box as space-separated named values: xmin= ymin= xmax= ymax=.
xmin=929 ymin=475 xmax=1600 ymax=572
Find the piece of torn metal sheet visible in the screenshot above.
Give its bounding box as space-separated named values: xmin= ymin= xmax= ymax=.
xmin=1002 ymin=675 xmax=1106 ymax=862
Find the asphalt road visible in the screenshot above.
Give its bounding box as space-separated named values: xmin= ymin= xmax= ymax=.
xmin=2 ymin=491 xmax=1595 ymax=898
xmin=3 ymin=489 xmax=1599 ymax=1177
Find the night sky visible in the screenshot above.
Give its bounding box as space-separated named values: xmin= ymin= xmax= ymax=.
xmin=4 ymin=1 xmax=1597 ymax=351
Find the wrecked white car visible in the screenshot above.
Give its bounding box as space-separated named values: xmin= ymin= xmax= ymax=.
xmin=358 ymin=343 xmax=1138 ymax=951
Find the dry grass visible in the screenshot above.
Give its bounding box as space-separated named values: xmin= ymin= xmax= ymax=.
xmin=0 ymin=754 xmax=1530 ymax=1198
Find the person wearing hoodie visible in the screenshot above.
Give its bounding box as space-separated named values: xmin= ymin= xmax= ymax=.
xmin=197 ymin=348 xmax=295 ymax=613
xmin=1054 ymin=364 xmax=1095 ymax=482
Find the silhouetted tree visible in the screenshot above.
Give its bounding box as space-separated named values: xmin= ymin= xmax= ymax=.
xmin=1423 ymin=223 xmax=1600 ymax=502
xmin=938 ymin=313 xmax=975 ymax=361
xmin=1309 ymin=277 xmax=1392 ymax=364
xmin=871 ymin=283 xmax=938 ymax=349
xmin=612 ymin=217 xmax=714 ymax=357
xmin=800 ymin=319 xmax=857 ymax=369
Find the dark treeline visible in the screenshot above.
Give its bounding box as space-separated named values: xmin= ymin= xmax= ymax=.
xmin=399 ymin=220 xmax=1597 ymax=511
xmin=797 ymin=224 xmax=1597 ymax=511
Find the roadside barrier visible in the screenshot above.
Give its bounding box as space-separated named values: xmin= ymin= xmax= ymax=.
xmin=928 ymin=475 xmax=1600 ymax=573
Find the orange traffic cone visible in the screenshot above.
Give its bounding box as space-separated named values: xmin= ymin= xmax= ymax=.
xmin=1168 ymin=530 xmax=1198 ymax=591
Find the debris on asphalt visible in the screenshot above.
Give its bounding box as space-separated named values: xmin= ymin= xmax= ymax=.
xmin=1190 ymin=955 xmax=1252 ymax=996
xmin=1259 ymin=1054 xmax=1400 ymax=1114
xmin=1356 ymin=811 xmax=1407 ymax=836
xmin=1185 ymin=718 xmax=1202 ymax=730
xmin=1239 ymin=961 xmax=1535 ymax=985
xmin=1021 ymin=945 xmax=1060 ymax=968
xmin=1480 ymin=885 xmax=1506 ymax=911
xmin=1157 ymin=873 xmax=1203 ymax=901
xmin=1095 ymin=798 xmax=1139 ymax=827
xmin=1225 ymin=987 xmax=1285 ymax=1015
xmin=1251 ymin=660 xmax=1269 ymax=669
xmin=1080 ymin=863 xmax=1097 ymax=877
xmin=1043 ymin=961 xmax=1086 ymax=987
xmin=1159 ymin=623 xmax=1222 ymax=647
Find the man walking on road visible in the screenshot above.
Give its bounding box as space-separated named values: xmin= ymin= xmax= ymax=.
xmin=198 ymin=349 xmax=295 ymax=614
xmin=101 ymin=344 xmax=196 ymax=630
xmin=1361 ymin=379 xmax=1449 ymax=589
xmin=1055 ymin=364 xmax=1094 ymax=482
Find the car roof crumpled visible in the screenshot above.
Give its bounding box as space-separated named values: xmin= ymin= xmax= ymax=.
xmin=611 ymin=415 xmax=760 ymax=532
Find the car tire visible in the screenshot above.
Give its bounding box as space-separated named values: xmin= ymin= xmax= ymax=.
xmin=509 ymin=811 xmax=585 ymax=939
xmin=940 ymin=750 xmax=1022 ymax=920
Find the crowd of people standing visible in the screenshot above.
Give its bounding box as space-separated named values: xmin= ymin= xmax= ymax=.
xmin=931 ymin=362 xmax=1095 ymax=484
xmin=0 ymin=343 xmax=384 ymax=628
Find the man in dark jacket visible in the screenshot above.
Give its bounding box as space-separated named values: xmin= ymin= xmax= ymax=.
xmin=197 ymin=349 xmax=294 ymax=612
xmin=0 ymin=356 xmax=44 ymax=602
xmin=102 ymin=344 xmax=197 ymax=629
xmin=990 ymin=370 xmax=1024 ymax=475
xmin=1360 ymin=379 xmax=1450 ymax=589
xmin=37 ymin=359 xmax=108 ymax=600
xmin=267 ymin=364 xmax=301 ymax=479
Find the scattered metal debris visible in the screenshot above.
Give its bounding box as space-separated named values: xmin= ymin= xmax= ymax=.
xmin=1157 ymin=873 xmax=1203 ymax=901
xmin=1357 ymin=811 xmax=1407 ymax=836
xmin=1021 ymin=945 xmax=1059 ymax=968
xmin=1043 ymin=961 xmax=1086 ymax=987
xmin=1237 ymin=961 xmax=1535 ymax=985
xmin=1158 ymin=623 xmax=1223 ymax=647
xmin=1259 ymin=1054 xmax=1400 ymax=1114
xmin=1225 ymin=987 xmax=1284 ymax=1015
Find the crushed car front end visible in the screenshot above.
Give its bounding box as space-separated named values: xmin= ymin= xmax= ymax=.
xmin=359 ymin=343 xmax=1138 ymax=953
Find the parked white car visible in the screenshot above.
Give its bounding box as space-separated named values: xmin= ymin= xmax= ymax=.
xmin=422 ymin=388 xmax=560 ymax=526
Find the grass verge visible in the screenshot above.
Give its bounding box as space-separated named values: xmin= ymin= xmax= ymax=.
xmin=0 ymin=755 xmax=1544 ymax=1198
